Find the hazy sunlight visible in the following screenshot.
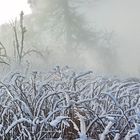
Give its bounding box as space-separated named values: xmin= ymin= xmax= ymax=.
xmin=0 ymin=0 xmax=31 ymax=24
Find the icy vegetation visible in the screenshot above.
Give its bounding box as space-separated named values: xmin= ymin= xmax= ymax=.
xmin=0 ymin=66 xmax=139 ymax=139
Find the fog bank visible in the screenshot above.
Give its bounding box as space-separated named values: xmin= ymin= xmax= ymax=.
xmin=0 ymin=0 xmax=140 ymax=77
xmin=87 ymin=0 xmax=140 ymax=76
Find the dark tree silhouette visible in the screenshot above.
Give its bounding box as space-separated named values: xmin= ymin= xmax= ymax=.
xmin=28 ymin=0 xmax=117 ymax=72
xmin=28 ymin=0 xmax=98 ymax=47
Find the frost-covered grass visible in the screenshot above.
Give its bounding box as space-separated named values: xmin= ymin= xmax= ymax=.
xmin=0 ymin=66 xmax=140 ymax=139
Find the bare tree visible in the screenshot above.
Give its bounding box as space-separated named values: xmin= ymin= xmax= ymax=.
xmin=11 ymin=11 xmax=43 ymax=66
xmin=0 ymin=41 xmax=9 ymax=65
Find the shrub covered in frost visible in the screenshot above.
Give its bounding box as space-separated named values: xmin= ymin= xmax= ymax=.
xmin=0 ymin=66 xmax=140 ymax=139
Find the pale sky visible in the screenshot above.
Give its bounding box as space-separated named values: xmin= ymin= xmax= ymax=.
xmin=0 ymin=0 xmax=31 ymax=24
xmin=0 ymin=0 xmax=140 ymax=75
xmin=0 ymin=0 xmax=139 ymax=37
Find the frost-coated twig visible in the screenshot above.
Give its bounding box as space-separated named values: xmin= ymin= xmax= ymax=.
xmin=5 ymin=118 xmax=33 ymax=134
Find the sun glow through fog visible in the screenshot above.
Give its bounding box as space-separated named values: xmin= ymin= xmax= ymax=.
xmin=0 ymin=0 xmax=31 ymax=24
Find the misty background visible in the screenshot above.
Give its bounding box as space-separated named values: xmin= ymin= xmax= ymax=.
xmin=0 ymin=0 xmax=140 ymax=77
